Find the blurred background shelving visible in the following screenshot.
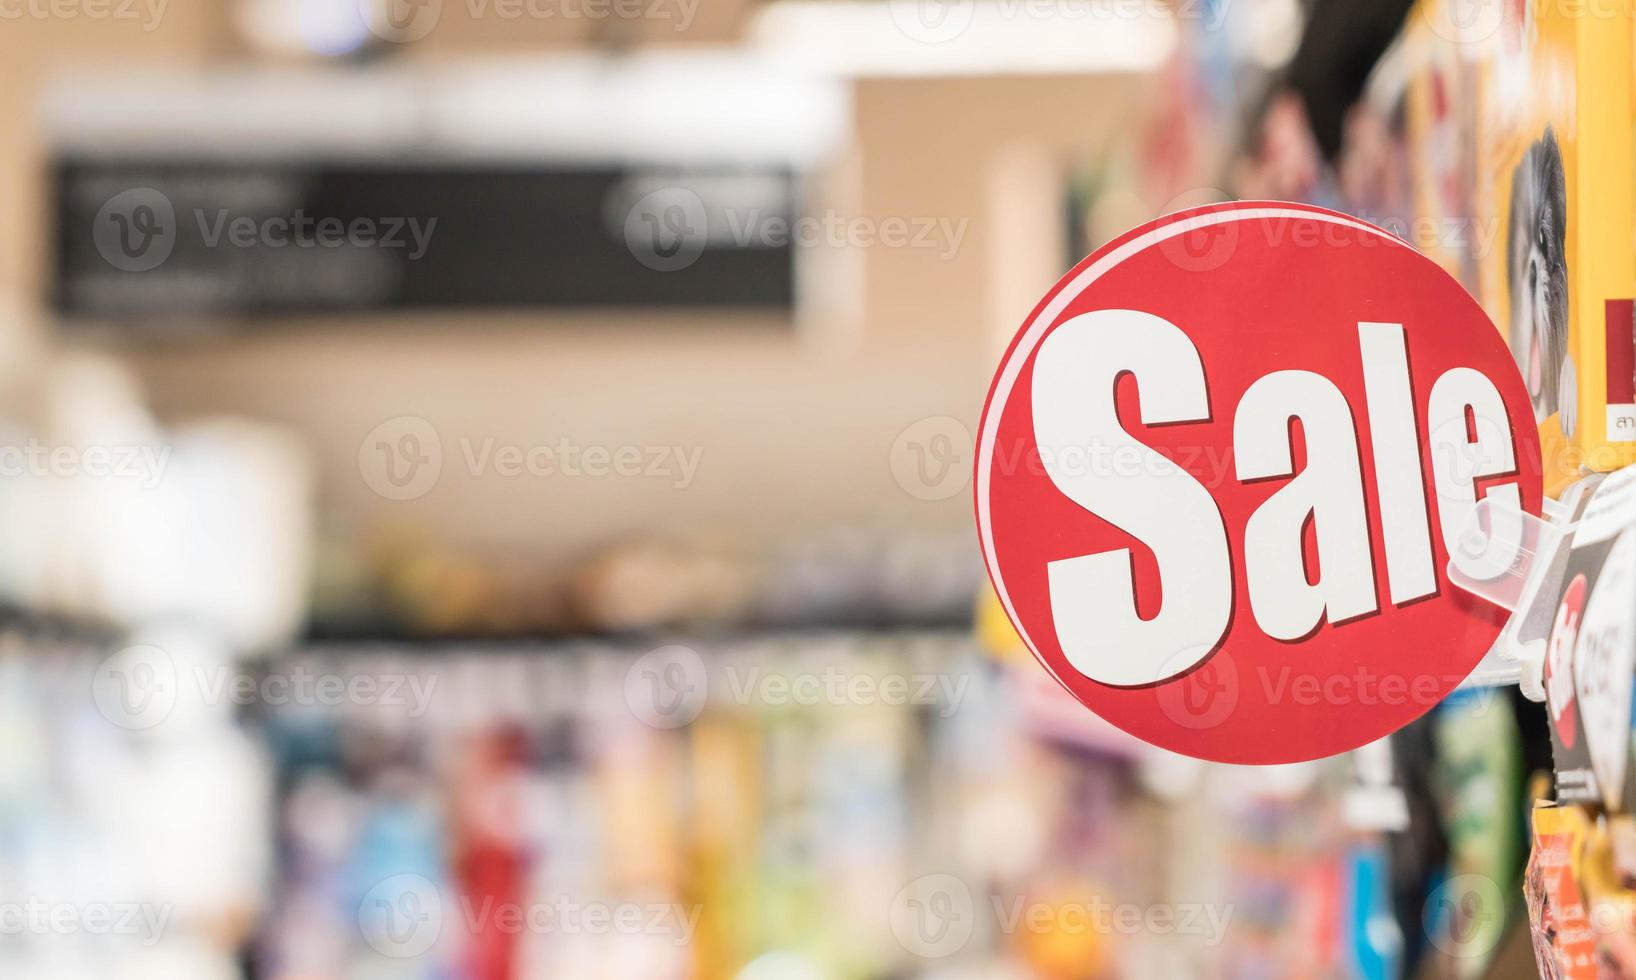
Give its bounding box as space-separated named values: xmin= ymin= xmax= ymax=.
xmin=0 ymin=0 xmax=1572 ymax=978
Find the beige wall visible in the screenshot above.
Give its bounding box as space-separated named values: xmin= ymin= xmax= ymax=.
xmin=127 ymin=314 xmax=984 ymax=562
xmin=1 ymin=11 xmax=1155 ymax=563
xmin=0 ymin=3 xmax=234 ymax=299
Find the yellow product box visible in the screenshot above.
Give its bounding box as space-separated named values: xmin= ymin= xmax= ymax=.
xmin=1403 ymin=0 xmax=1483 ymax=289
xmin=1474 ymin=0 xmax=1636 ymax=495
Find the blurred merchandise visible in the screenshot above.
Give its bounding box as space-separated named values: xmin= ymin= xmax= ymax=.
xmin=1265 ymin=0 xmax=1636 ymax=515
xmin=0 ymin=624 xmax=271 ymax=980
xmin=9 ymin=0 xmax=1636 ymax=976
xmin=310 ymin=527 xmax=984 ymax=640
xmin=248 ymin=631 xmax=1439 ymax=980
xmin=1525 ymin=804 xmax=1595 ymax=978
xmin=0 ymin=348 xmax=312 ymax=649
xmin=1429 ymin=690 xmax=1523 ymax=978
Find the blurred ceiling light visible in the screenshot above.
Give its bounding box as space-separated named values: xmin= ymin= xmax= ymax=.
xmin=427 ymin=55 xmax=849 ymax=166
xmin=1240 ymin=0 xmax=1302 ymax=70
xmin=236 ymin=0 xmax=377 ymax=57
xmin=750 ymin=0 xmax=1178 ymax=76
xmin=43 ymin=55 xmax=848 ymax=168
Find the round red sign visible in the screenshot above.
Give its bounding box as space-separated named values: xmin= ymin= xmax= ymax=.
xmin=975 ymin=201 xmax=1543 ymax=764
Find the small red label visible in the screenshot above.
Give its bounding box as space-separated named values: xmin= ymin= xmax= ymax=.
xmin=1606 ymin=299 xmax=1634 ymax=405
xmin=1546 ymin=574 xmax=1587 ymax=751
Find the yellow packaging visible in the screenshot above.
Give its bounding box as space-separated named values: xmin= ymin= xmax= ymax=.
xmin=1525 ymin=802 xmax=1598 ymax=978
xmin=1403 ymin=0 xmax=1482 ymax=288
xmin=975 ymin=586 xmax=1027 ymax=662
xmin=1473 ymin=0 xmax=1636 ymax=494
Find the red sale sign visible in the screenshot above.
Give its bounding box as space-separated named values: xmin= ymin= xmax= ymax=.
xmin=975 ymin=202 xmax=1543 ymax=764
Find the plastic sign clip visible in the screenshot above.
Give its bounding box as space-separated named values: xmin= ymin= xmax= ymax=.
xmin=1447 ymin=492 xmax=1583 ymax=700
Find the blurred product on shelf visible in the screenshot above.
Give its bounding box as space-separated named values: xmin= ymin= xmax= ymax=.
xmin=312 ymin=527 xmax=983 ymax=640
xmin=1236 ymin=0 xmax=1636 ymax=971
xmin=567 ymin=539 xmax=749 ymax=633
xmin=1503 ymin=464 xmax=1636 ymax=976
xmin=0 ymin=312 xmax=307 ymax=980
xmin=1401 ymin=3 xmax=1478 ymax=290
xmin=0 ymin=624 xmax=271 ymax=980
xmin=0 ymin=344 xmax=313 ymax=650
xmin=10 ymin=0 xmax=1636 ymax=976
xmin=1431 ymin=689 xmax=1523 ymax=977
xmin=1396 ymin=0 xmax=1636 ymax=493
xmin=247 ymin=630 xmax=1439 ymax=980
xmin=1526 ymin=803 xmax=1596 ymax=978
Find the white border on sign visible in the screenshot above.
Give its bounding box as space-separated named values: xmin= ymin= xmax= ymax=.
xmin=975 ymin=205 xmax=1396 ymax=690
